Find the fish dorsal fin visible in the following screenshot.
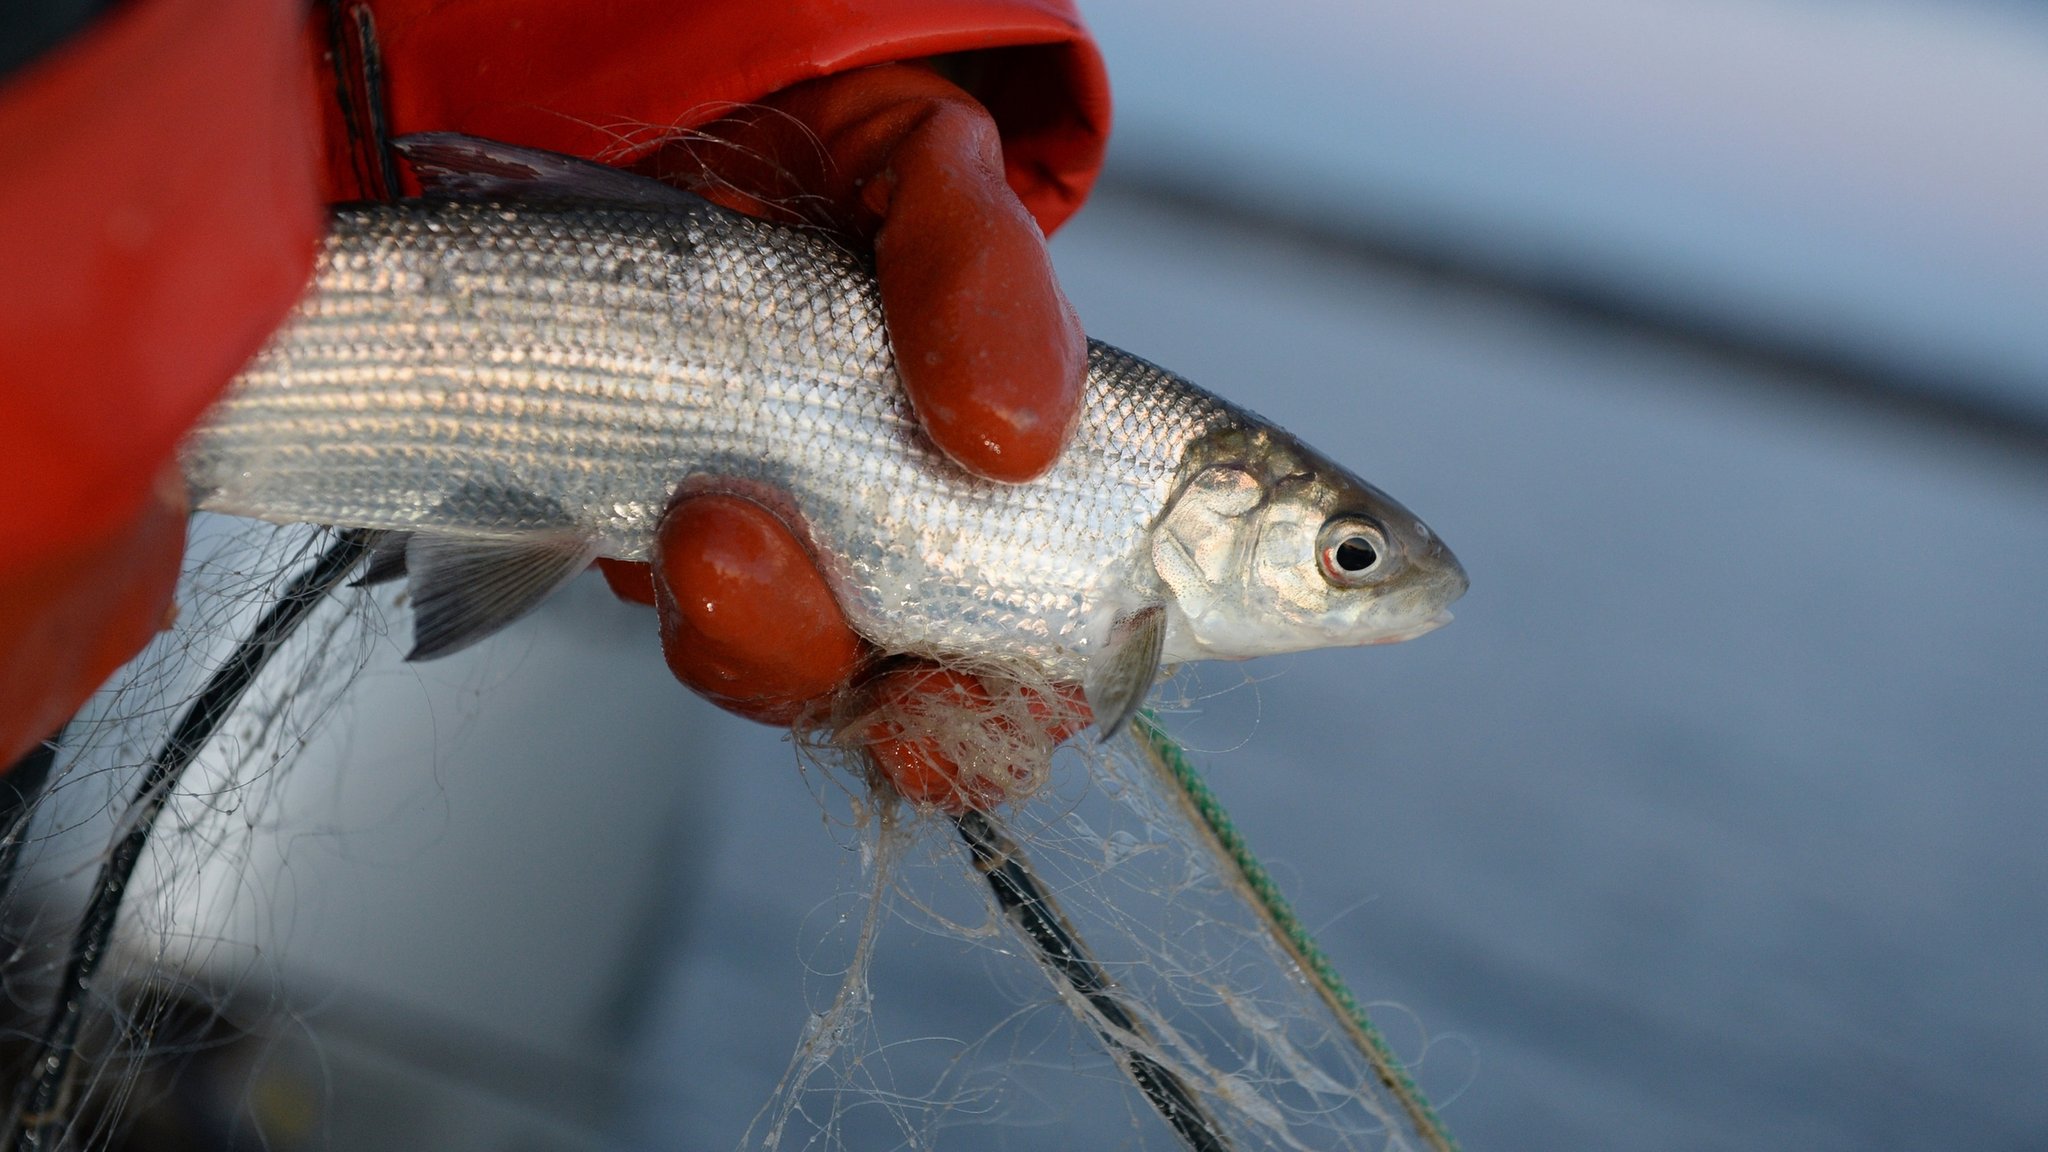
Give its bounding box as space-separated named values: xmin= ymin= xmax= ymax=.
xmin=404 ymin=531 xmax=602 ymax=661
xmin=352 ymin=530 xmax=412 ymax=587
xmin=1085 ymin=603 xmax=1167 ymax=741
xmin=392 ymin=132 xmax=707 ymax=212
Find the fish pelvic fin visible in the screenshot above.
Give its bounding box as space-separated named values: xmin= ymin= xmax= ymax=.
xmin=1084 ymin=603 xmax=1167 ymax=742
xmin=404 ymin=531 xmax=602 ymax=661
xmin=351 ymin=530 xmax=412 ymax=587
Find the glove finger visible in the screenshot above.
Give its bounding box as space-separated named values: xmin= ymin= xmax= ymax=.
xmin=861 ymin=665 xmax=1001 ymax=811
xmin=644 ymin=66 xmax=1086 ymax=483
xmin=871 ymin=96 xmax=1086 ymax=482
xmin=652 ymin=494 xmax=862 ymax=724
xmin=860 ymin=665 xmax=1090 ymax=812
xmin=595 ymin=557 xmax=657 ymax=606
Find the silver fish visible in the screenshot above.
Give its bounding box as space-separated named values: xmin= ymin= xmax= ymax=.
xmin=184 ymin=135 xmax=1467 ymax=732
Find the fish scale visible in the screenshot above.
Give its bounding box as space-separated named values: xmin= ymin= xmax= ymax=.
xmin=186 ymin=197 xmax=1226 ymax=675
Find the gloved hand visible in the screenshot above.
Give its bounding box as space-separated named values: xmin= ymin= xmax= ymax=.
xmin=600 ymin=64 xmax=1092 ymax=804
xmin=1 ymin=61 xmax=1094 ymax=796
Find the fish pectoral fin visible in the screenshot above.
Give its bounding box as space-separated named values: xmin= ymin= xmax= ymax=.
xmin=393 ymin=133 xmax=709 ymax=212
xmin=1084 ymin=603 xmax=1167 ymax=742
xmin=351 ymin=531 xmax=413 ymax=588
xmin=403 ymin=531 xmax=603 ymax=661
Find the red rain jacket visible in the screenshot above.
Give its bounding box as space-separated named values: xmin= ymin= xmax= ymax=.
xmin=0 ymin=0 xmax=1108 ymax=577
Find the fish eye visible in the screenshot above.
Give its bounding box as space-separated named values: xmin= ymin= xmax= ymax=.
xmin=1317 ymin=517 xmax=1390 ymax=587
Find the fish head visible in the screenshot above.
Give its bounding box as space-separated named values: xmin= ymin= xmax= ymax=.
xmin=1150 ymin=422 xmax=1467 ymax=661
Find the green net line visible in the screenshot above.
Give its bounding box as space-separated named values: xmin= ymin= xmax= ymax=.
xmin=1132 ymin=710 xmax=1462 ymax=1152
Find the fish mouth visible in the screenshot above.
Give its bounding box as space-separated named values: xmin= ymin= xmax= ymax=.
xmin=1360 ymin=609 xmax=1455 ymax=646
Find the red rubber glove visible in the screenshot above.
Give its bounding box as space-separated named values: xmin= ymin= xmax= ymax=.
xmin=643 ymin=62 xmax=1088 ymax=482
xmin=601 ymin=64 xmax=1091 ymax=805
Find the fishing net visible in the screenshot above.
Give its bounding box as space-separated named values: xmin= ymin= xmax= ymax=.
xmin=748 ymin=675 xmax=1466 ymax=1152
xmin=0 ymin=519 xmax=379 ymax=1150
xmin=1 ymin=520 xmax=1465 ymax=1151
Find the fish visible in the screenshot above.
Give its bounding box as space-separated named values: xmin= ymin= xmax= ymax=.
xmin=183 ymin=134 xmax=1468 ymax=735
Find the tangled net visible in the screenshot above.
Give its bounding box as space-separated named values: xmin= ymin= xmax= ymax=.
xmin=1 ymin=519 xmax=1466 ymax=1151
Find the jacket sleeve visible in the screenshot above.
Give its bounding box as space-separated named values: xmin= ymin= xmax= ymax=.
xmin=319 ymin=0 xmax=1111 ymax=235
xmin=0 ymin=0 xmax=324 ymax=569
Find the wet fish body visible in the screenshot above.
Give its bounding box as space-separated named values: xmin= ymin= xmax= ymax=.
xmin=185 ymin=136 xmax=1465 ymax=722
xmin=192 ymin=197 xmax=1219 ymax=671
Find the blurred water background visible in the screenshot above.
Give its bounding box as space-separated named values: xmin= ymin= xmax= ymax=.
xmin=14 ymin=1 xmax=2047 ymax=1149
